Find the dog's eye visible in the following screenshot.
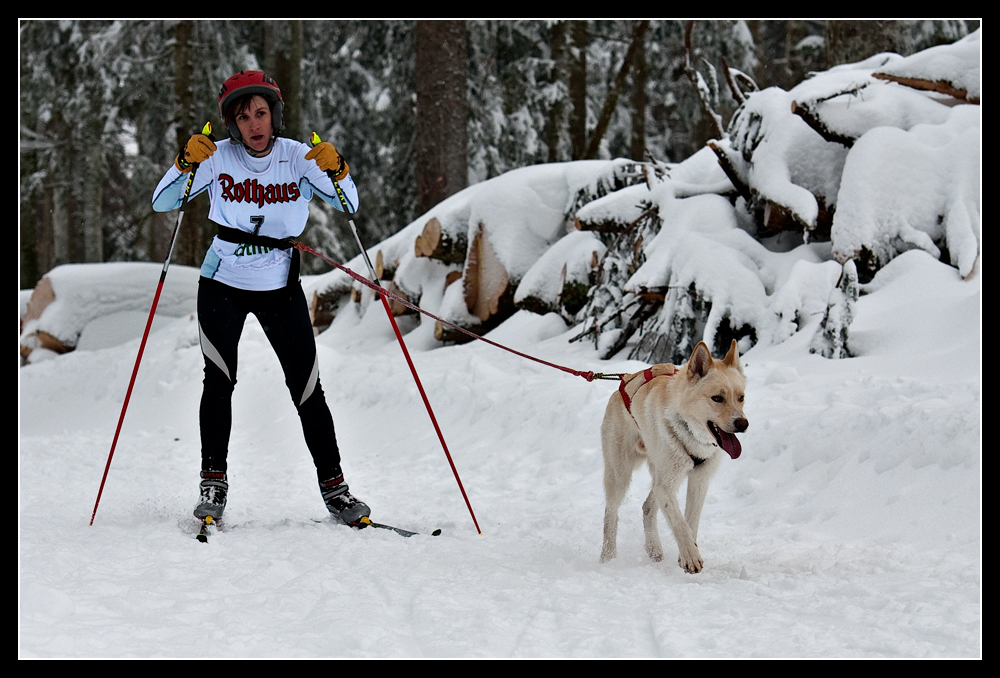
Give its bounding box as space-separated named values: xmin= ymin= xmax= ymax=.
xmin=739 ymin=395 xmax=744 ymax=402
xmin=712 ymin=395 xmax=724 ymax=403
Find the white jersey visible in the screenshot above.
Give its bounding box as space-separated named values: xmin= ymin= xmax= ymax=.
xmin=153 ymin=137 xmax=359 ymax=291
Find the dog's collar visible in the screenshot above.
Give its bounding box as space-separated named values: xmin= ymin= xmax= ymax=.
xmin=663 ymin=417 xmax=709 ymax=467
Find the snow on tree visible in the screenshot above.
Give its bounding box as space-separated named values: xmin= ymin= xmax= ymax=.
xmin=872 ymin=27 xmax=980 ymax=104
xmin=513 ymin=230 xmax=606 ymax=319
xmin=831 ymin=104 xmax=980 ymax=281
xmin=713 ymin=29 xmax=980 ymax=285
xmin=810 ymin=259 xmax=859 ymax=359
xmin=299 ymin=28 xmax=979 ymax=367
xmin=302 ymin=159 xmax=646 ymax=340
xmin=408 ymin=29 xmax=981 ymax=362
xmin=431 ymin=158 xmax=646 ymax=340
xmin=24 ymin=26 xmax=976 ymax=371
xmin=573 ymin=27 xmax=978 ymax=362
xmin=570 ymin=153 xmax=782 ymax=363
xmin=829 ymin=32 xmax=981 ymax=281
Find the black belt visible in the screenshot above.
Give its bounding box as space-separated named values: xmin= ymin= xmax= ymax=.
xmin=215 ymin=226 xmax=300 ymax=287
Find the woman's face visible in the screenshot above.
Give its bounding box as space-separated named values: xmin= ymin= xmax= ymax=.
xmin=235 ymin=95 xmax=273 ymax=152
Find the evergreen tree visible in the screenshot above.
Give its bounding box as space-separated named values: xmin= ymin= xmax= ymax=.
xmin=20 ymin=21 xmax=127 ymax=283
xmin=298 ymin=20 xmax=416 ymax=268
xmin=21 ymin=20 xmax=972 ymax=288
xmin=467 ymin=20 xmax=552 ymax=179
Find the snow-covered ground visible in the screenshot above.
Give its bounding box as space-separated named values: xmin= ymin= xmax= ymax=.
xmin=18 ymin=246 xmax=980 ymax=658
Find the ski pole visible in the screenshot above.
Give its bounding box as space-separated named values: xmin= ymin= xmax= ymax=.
xmin=310 ymin=133 xmax=481 ymax=535
xmin=90 ymin=123 xmax=213 ymax=527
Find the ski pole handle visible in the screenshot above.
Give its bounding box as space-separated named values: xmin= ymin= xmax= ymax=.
xmin=310 ymin=132 xmax=358 ymax=215
xmin=310 ymin=132 xmax=378 ymax=283
xmin=163 ymin=122 xmax=213 ymax=274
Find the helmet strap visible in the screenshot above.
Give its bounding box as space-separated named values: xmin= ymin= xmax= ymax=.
xmin=243 ymin=135 xmax=276 ymax=157
xmin=225 ymin=121 xmax=276 ymax=157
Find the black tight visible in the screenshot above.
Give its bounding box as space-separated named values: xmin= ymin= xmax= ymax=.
xmin=196 ymin=277 xmax=341 ymax=480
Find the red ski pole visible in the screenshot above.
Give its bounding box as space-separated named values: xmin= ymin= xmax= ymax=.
xmin=310 ymin=133 xmax=481 ymax=535
xmin=90 ymin=123 xmax=213 ymax=526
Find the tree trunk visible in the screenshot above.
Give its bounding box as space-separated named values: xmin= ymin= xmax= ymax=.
xmin=20 ymin=199 xmax=39 ymax=290
xmin=415 ymin=20 xmax=469 ymax=215
xmin=629 ymin=21 xmax=648 ymax=162
xmin=39 ymin=107 xmax=72 ymax=274
xmin=386 ymin=281 xmax=415 ymax=317
xmin=745 ymin=21 xmax=766 ymax=90
xmin=568 ymin=21 xmax=588 ymax=160
xmin=308 ymin=277 xmax=354 ymax=331
xmin=546 ymin=21 xmax=568 ymax=163
xmin=871 ymin=72 xmax=980 ymax=104
xmin=785 ymin=20 xmax=811 ymax=86
xmin=684 ymin=21 xmax=726 ymax=142
xmin=825 ymin=20 xmax=903 ymax=69
xmin=19 ymin=275 xmax=74 ymax=359
xmin=265 ymin=20 xmax=303 ymax=142
xmin=172 ymin=20 xmax=203 ymax=268
xmin=374 ymin=250 xmax=394 ymax=281
xmin=586 ymin=20 xmax=649 ymax=159
xmin=81 ymin=138 xmax=104 ymax=262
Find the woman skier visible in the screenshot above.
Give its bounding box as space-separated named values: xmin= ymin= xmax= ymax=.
xmin=152 ymin=70 xmax=370 ymax=528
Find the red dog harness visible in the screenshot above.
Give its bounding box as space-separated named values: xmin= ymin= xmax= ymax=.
xmin=620 ymin=364 xmax=710 ymax=466
xmin=619 ymin=364 xmax=676 ymax=416
xmin=619 ymin=369 xmax=652 ymax=415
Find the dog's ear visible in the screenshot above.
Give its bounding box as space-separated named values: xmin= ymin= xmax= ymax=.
xmin=722 ymin=339 xmax=742 ymax=370
xmin=688 ymin=342 xmax=713 ymax=379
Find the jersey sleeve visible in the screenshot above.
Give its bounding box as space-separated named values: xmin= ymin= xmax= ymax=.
xmin=294 ymin=143 xmax=361 ymax=213
xmin=151 ymin=162 xmax=213 ymax=212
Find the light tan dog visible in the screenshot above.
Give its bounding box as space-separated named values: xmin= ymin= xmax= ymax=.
xmin=600 ymin=340 xmax=747 ymax=573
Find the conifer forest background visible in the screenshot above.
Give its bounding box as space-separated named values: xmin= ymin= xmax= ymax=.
xmin=19 ymin=20 xmax=976 ymax=290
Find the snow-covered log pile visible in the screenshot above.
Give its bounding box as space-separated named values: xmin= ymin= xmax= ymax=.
xmin=303 ymin=159 xmax=646 ymax=341
xmin=19 ymin=263 xmax=200 ymax=363
xmin=300 ymin=29 xmax=982 ymax=365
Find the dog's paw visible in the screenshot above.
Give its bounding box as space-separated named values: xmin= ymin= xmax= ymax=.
xmin=646 ymin=545 xmax=664 ymax=562
xmin=599 ymin=547 xmax=616 ymax=563
xmin=678 ymin=551 xmax=704 ymax=574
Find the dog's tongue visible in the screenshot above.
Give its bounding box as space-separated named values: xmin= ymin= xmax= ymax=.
xmin=717 ymin=429 xmax=742 ymax=459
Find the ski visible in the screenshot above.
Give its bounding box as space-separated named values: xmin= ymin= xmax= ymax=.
xmin=196 ymin=516 xmax=216 ymax=543
xmin=312 ymin=516 xmax=441 ymax=537
xmin=359 ymin=516 xmax=441 ymax=538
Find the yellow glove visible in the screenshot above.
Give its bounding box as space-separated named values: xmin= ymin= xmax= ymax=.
xmin=305 ymin=141 xmax=350 ymax=181
xmin=175 ymin=133 xmax=217 ymax=172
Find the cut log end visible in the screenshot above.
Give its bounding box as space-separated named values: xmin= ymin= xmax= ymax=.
xmin=386 ymin=281 xmax=416 ymax=317
xmin=415 ymin=217 xmax=468 ymax=264
xmin=464 ymin=223 xmax=511 ymax=323
xmin=19 ymin=276 xmax=74 ymax=359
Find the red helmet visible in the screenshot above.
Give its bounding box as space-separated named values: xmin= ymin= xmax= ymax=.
xmin=217 ymin=70 xmax=284 ymax=143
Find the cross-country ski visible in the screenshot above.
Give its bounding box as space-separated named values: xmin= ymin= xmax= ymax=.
xmin=195 ymin=516 xmax=215 ymax=543
xmin=359 ymin=516 xmax=441 ymax=537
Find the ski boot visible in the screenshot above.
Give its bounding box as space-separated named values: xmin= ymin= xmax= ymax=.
xmin=194 ymin=470 xmax=228 ymax=521
xmin=319 ymin=470 xmax=370 ymax=527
